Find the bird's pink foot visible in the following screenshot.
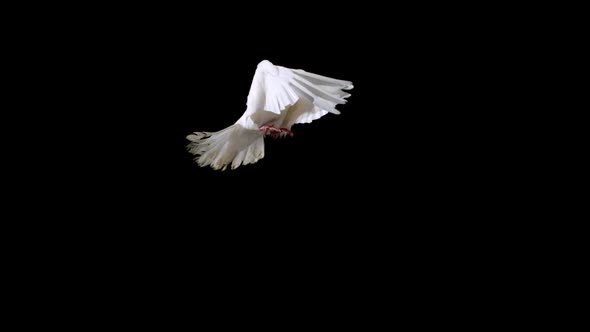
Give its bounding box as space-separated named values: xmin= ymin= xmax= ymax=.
xmin=259 ymin=125 xmax=293 ymax=138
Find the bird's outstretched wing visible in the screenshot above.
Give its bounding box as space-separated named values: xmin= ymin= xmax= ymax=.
xmin=187 ymin=60 xmax=353 ymax=170
xmin=246 ymin=60 xmax=353 ymax=128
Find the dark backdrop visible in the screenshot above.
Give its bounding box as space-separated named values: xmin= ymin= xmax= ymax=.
xmin=18 ymin=6 xmax=504 ymax=311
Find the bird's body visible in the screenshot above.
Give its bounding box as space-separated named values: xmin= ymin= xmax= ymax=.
xmin=187 ymin=60 xmax=353 ymax=170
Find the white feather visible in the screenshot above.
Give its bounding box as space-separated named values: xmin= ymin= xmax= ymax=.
xmin=187 ymin=60 xmax=353 ymax=170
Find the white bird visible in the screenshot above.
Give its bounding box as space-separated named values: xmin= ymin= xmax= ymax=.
xmin=187 ymin=60 xmax=353 ymax=170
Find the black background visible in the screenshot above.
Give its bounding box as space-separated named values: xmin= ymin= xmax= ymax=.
xmin=8 ymin=6 xmax=518 ymax=315
xmin=5 ymin=5 xmax=535 ymax=319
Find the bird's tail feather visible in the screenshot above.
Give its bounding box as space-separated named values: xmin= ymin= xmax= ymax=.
xmin=187 ymin=124 xmax=264 ymax=170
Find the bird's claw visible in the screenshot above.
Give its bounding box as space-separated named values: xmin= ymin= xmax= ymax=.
xmin=259 ymin=125 xmax=293 ymax=138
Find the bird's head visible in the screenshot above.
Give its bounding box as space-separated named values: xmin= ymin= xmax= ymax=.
xmin=257 ymin=60 xmax=278 ymax=75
